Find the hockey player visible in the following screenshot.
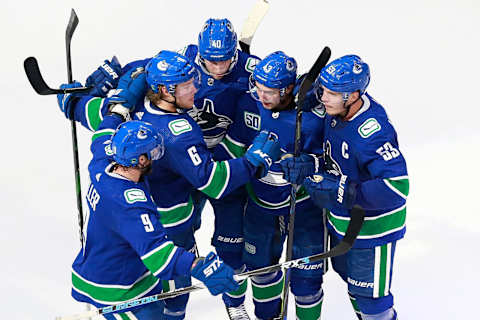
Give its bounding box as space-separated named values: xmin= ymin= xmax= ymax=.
xmin=58 ymin=50 xmax=281 ymax=320
xmin=215 ymin=51 xmax=327 ymax=320
xmin=62 ymin=18 xmax=261 ymax=319
xmin=180 ymin=19 xmax=262 ymax=319
xmin=280 ymin=55 xmax=409 ymax=320
xmin=72 ymin=113 xmax=240 ymax=320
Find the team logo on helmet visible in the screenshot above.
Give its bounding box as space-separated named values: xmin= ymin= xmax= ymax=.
xmin=353 ymin=62 xmax=363 ymax=74
xmin=157 ymin=60 xmax=168 ymax=71
xmin=226 ymin=22 xmax=233 ymax=32
xmin=202 ymin=22 xmax=209 ymax=32
xmin=137 ymin=129 xmax=148 ymax=140
xmin=286 ymin=59 xmax=296 ymax=72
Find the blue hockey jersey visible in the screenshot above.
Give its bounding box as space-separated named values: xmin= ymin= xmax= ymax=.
xmin=71 ymin=114 xmax=195 ymax=308
xmin=180 ymin=44 xmax=260 ymax=149
xmin=321 ymin=93 xmax=409 ymax=248
xmin=214 ymin=86 xmax=327 ymax=216
xmin=134 ymin=99 xmax=257 ymax=232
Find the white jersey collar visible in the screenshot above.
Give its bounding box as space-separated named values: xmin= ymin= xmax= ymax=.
xmin=144 ymin=96 xmax=181 ymax=116
xmin=348 ymin=93 xmax=371 ymax=121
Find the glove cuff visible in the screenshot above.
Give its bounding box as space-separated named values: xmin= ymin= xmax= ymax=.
xmin=108 ymin=103 xmax=131 ymax=121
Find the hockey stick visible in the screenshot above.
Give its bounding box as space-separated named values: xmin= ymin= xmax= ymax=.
xmin=279 ymin=46 xmax=331 ymax=320
xmin=239 ymin=0 xmax=270 ymax=54
xmin=63 ymin=9 xmax=86 ymax=249
xmin=55 ymin=205 xmax=364 ymax=320
xmin=23 ymin=57 xmax=91 ymax=95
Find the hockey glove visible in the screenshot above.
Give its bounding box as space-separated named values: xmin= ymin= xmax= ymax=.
xmin=280 ymin=152 xmax=322 ymax=185
xmin=108 ymin=66 xmax=148 ymax=110
xmin=85 ymin=56 xmax=122 ymax=97
xmin=245 ymin=131 xmax=282 ymax=178
xmin=56 ymin=81 xmax=83 ymax=119
xmin=304 ymin=172 xmax=357 ymax=210
xmin=191 ymin=252 xmax=239 ymax=296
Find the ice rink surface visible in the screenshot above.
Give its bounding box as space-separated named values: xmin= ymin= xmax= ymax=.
xmin=1 ymin=0 xmax=479 ymax=318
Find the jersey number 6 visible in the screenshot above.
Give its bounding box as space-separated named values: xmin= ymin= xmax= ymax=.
xmin=187 ymin=146 xmax=202 ymax=166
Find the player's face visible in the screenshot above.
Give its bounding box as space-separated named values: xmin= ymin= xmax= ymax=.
xmin=204 ymin=59 xmax=231 ymax=80
xmin=256 ymin=82 xmax=282 ymax=110
xmin=321 ymin=86 xmax=347 ymax=116
xmin=175 ymin=78 xmax=198 ymax=109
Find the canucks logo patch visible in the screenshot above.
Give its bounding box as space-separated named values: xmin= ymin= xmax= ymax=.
xmin=245 ymin=57 xmax=259 ymax=73
xmin=124 ymin=189 xmax=147 ymax=204
xmin=192 ymin=99 xmax=233 ymax=132
xmin=358 ymin=118 xmax=381 ymax=138
xmin=168 ymin=119 xmax=192 ymax=136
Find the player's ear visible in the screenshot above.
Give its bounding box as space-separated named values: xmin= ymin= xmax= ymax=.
xmin=286 ymin=84 xmax=295 ymax=95
xmin=138 ymin=154 xmax=149 ymax=167
xmin=160 ymin=85 xmax=171 ymax=97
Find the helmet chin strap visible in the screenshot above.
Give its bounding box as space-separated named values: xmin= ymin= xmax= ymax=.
xmin=158 ymin=85 xmax=186 ymax=111
xmin=341 ymin=92 xmax=361 ymax=119
xmin=198 ymin=50 xmax=238 ymax=78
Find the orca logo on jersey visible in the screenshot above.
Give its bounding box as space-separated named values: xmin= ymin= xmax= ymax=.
xmin=190 ymin=98 xmax=233 ymax=139
xmin=324 ymin=140 xmax=344 ymax=177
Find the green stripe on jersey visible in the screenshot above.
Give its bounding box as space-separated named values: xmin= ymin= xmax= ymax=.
xmin=92 ymin=128 xmax=115 ymax=142
xmin=157 ymin=196 xmax=194 ymax=228
xmin=85 ymin=97 xmax=104 ymax=131
xmin=141 ymin=242 xmax=176 ymax=276
xmin=328 ymin=205 xmax=406 ymax=239
xmin=220 ymin=135 xmax=246 ymax=159
xmin=198 ymin=161 xmax=230 ymax=199
xmin=72 ymin=271 xmax=159 ymax=304
xmin=384 ymin=176 xmax=409 ymax=198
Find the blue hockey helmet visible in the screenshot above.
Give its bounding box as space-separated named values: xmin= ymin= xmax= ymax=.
xmin=110 ymin=120 xmax=164 ymax=167
xmin=198 ymin=18 xmax=238 ymax=61
xmin=146 ymin=50 xmax=200 ymax=94
xmin=251 ymin=51 xmax=297 ymax=94
xmin=317 ymin=55 xmax=370 ymax=99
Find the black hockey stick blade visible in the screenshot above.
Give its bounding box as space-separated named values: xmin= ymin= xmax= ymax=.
xmin=296 ymin=46 xmax=331 ymax=108
xmin=66 ymin=9 xmax=78 ymax=83
xmin=23 ymin=57 xmax=91 ymax=95
xmin=239 ymin=41 xmax=250 ymax=55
